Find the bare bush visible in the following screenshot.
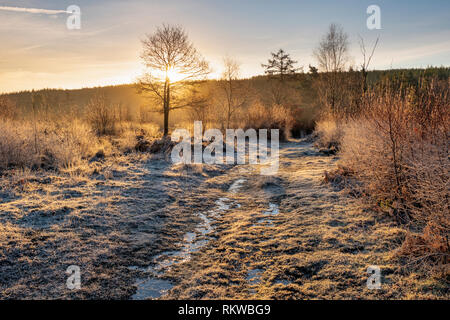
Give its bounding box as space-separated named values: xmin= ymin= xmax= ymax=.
xmin=86 ymin=94 xmax=119 ymax=136
xmin=0 ymin=120 xmax=39 ymax=169
xmin=339 ymin=78 xmax=449 ymax=273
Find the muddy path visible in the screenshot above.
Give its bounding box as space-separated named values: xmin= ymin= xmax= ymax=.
xmin=0 ymin=140 xmax=445 ymax=299
xmin=134 ymin=140 xmax=446 ymax=300
xmin=122 ymin=140 xmax=429 ymax=300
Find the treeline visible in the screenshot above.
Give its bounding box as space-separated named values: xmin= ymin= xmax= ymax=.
xmin=1 ymin=66 xmax=448 ymax=135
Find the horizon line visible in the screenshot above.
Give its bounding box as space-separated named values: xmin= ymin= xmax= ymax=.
xmin=1 ymin=65 xmax=449 ymax=95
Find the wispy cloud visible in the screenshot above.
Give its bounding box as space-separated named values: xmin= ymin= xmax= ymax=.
xmin=0 ymin=6 xmax=68 ymax=15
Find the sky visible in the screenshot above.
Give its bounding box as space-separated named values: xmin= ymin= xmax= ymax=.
xmin=0 ymin=0 xmax=449 ymax=93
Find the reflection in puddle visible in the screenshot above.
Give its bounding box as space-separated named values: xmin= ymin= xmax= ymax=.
xmin=197 ymin=214 xmax=213 ymax=235
xmin=131 ymin=278 xmax=173 ymax=300
xmin=247 ymin=268 xmax=264 ymax=295
xmin=256 ymin=218 xmax=274 ymax=226
xmin=215 ymin=198 xmax=230 ymax=212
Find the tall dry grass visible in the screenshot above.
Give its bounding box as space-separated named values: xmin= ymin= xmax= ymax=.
xmin=240 ymin=102 xmax=294 ymax=140
xmin=0 ymin=92 xmax=162 ymax=172
xmin=0 ymin=97 xmax=17 ymax=120
xmin=0 ymin=118 xmax=99 ymax=171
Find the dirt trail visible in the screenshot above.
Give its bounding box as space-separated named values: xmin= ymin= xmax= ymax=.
xmin=0 ymin=140 xmax=446 ymax=299
xmin=153 ymin=140 xmax=405 ymax=299
xmin=128 ymin=140 xmax=434 ymax=299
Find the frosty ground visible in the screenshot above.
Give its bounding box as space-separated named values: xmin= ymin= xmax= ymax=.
xmin=0 ymin=140 xmax=447 ymax=299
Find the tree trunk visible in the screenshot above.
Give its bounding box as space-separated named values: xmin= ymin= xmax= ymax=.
xmin=163 ymin=78 xmax=170 ymax=137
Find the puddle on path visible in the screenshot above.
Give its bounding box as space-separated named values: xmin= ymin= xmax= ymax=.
xmin=274 ymin=280 xmax=291 ymax=286
xmin=264 ymin=203 xmax=279 ymax=216
xmin=131 ymin=278 xmax=173 ymax=300
xmin=130 ymin=178 xmax=246 ymax=300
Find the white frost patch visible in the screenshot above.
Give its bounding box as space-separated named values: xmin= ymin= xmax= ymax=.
xmin=253 ymin=203 xmax=279 ymax=226
xmin=184 ymin=232 xmax=196 ymax=244
xmin=228 ymin=179 xmax=246 ymax=193
xmin=246 ymin=269 xmax=264 ymax=284
xmin=263 ymin=203 xmax=279 ymax=216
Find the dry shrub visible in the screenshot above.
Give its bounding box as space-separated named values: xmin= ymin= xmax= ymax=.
xmin=399 ymin=223 xmax=449 ymax=276
xmin=43 ymin=119 xmax=99 ymax=168
xmin=340 ymin=119 xmax=388 ymax=197
xmin=86 ymin=94 xmax=120 ymax=136
xmin=240 ymin=102 xmax=294 ymax=140
xmin=0 ymin=119 xmax=40 ymax=169
xmin=323 ymin=165 xmax=354 ymax=187
xmin=113 ymin=122 xmax=161 ymax=153
xmin=339 ymin=78 xmax=449 ymax=274
xmin=314 ymin=118 xmax=344 ymax=149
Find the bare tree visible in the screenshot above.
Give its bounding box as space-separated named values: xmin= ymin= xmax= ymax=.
xmin=138 ymin=24 xmax=210 ymax=136
xmin=314 ymin=24 xmax=349 ymax=73
xmin=262 ymin=49 xmax=299 ymax=81
xmin=308 ymin=65 xmax=319 ymax=75
xmin=218 ymin=57 xmax=248 ymax=129
xmin=314 ymin=23 xmax=350 ymax=116
xmin=359 ymin=36 xmax=379 ymax=93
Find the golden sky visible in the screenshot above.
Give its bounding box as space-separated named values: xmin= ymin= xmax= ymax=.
xmin=1 ymin=0 xmax=449 ymax=93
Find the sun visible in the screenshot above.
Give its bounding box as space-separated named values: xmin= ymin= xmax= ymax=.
xmin=166 ymin=67 xmax=185 ymax=82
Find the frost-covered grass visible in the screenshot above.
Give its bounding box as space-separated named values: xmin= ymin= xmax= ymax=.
xmin=0 ymin=141 xmax=447 ymax=299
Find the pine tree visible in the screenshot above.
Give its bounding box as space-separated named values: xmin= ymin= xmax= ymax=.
xmin=261 ymin=49 xmax=299 ymax=81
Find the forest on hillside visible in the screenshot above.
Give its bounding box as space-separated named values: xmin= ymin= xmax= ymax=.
xmin=1 ymin=66 xmax=449 ymax=136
